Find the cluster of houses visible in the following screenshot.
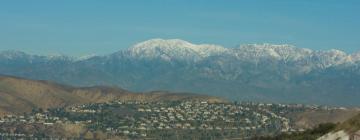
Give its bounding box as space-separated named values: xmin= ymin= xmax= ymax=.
xmin=68 ymin=100 xmax=311 ymax=137
xmin=0 ymin=113 xmax=62 ymax=126
xmin=0 ymin=100 xmax=349 ymax=138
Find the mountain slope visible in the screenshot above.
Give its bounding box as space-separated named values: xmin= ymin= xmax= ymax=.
xmin=317 ymin=113 xmax=360 ymax=140
xmin=0 ymin=75 xmax=224 ymax=116
xmin=252 ymin=113 xmax=360 ymax=140
xmin=1 ymin=39 xmax=360 ymax=106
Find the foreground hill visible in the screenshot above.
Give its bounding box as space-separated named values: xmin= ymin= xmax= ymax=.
xmin=317 ymin=113 xmax=360 ymax=140
xmin=0 ymin=75 xmax=224 ymax=115
xmin=1 ymin=39 xmax=360 ymax=106
xmin=289 ymin=109 xmax=360 ymax=129
xmin=253 ymin=113 xmax=360 ymax=140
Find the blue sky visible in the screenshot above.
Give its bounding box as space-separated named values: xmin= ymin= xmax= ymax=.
xmin=0 ymin=0 xmax=359 ymax=56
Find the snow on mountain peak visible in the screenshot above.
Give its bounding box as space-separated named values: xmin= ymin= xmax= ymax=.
xmin=76 ymin=54 xmax=98 ymax=61
xmin=130 ymin=39 xmax=195 ymax=52
xmin=127 ymin=39 xmax=357 ymax=67
xmin=324 ymin=49 xmax=347 ymax=56
xmin=0 ymin=50 xmax=28 ymax=59
xmin=240 ymin=43 xmax=295 ymax=49
xmin=128 ymin=39 xmax=228 ymax=61
xmin=46 ymin=54 xmax=73 ymax=60
xmin=132 ymin=38 xmax=194 ymax=49
xmin=351 ymin=51 xmax=360 ymax=62
xmin=237 ymin=43 xmax=313 ymax=61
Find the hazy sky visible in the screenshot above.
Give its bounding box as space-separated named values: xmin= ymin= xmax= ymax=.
xmin=0 ymin=0 xmax=359 ymax=56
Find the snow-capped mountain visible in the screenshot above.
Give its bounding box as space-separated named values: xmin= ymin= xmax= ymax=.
xmin=0 ymin=50 xmax=29 ymax=59
xmin=124 ymin=39 xmax=357 ymax=70
xmin=351 ymin=51 xmax=360 ymax=62
xmin=0 ymin=50 xmax=74 ymax=62
xmin=236 ymin=44 xmax=312 ymax=61
xmin=127 ymin=39 xmax=228 ymax=61
xmin=1 ymin=39 xmax=360 ymax=106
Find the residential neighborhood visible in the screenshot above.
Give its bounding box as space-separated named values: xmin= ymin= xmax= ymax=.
xmin=0 ymin=100 xmax=347 ymax=139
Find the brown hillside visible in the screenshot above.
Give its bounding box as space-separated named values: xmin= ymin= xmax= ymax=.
xmin=0 ymin=75 xmax=225 ymax=116
xmin=289 ymin=109 xmax=360 ymax=129
xmin=336 ymin=113 xmax=360 ymax=133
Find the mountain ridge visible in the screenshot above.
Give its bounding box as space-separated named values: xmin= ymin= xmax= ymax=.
xmin=1 ymin=39 xmax=357 ymax=64
xmin=1 ymin=39 xmax=360 ymax=106
xmin=2 ymin=39 xmax=357 ymax=62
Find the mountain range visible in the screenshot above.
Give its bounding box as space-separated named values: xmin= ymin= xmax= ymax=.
xmin=1 ymin=39 xmax=360 ymax=106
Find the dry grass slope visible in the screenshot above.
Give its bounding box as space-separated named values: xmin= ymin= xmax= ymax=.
xmin=289 ymin=109 xmax=360 ymax=129
xmin=0 ymin=75 xmax=225 ymax=116
xmin=336 ymin=113 xmax=360 ymax=133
